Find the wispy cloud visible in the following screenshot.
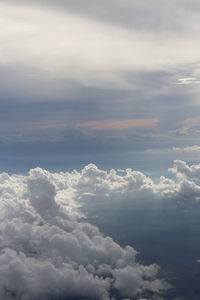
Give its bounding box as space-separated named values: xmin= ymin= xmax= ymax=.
xmin=174 ymin=117 xmax=200 ymax=129
xmin=1 ymin=1 xmax=200 ymax=90
xmin=176 ymin=77 xmax=200 ymax=85
xmin=173 ymin=145 xmax=200 ymax=151
xmin=79 ymin=118 xmax=158 ymax=131
xmin=0 ymin=121 xmax=67 ymax=136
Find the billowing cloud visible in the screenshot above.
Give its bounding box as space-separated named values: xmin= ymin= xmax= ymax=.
xmin=159 ymin=160 xmax=200 ymax=200
xmin=61 ymin=160 xmax=200 ymax=203
xmin=3 ymin=160 xmax=200 ymax=298
xmin=0 ymin=166 xmax=169 ymax=300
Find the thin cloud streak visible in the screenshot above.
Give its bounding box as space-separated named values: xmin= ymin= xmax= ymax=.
xmin=0 ymin=121 xmax=67 ymax=135
xmin=79 ymin=119 xmax=158 ymax=131
xmin=175 ymin=117 xmax=200 ymax=128
xmin=173 ymin=145 xmax=200 ymax=152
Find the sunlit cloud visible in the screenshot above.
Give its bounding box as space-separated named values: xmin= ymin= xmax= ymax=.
xmin=176 ymin=77 xmax=200 ymax=85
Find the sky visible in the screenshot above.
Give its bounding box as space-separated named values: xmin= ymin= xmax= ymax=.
xmin=2 ymin=1 xmax=200 ymax=299
xmin=1 ymin=0 xmax=200 ymax=173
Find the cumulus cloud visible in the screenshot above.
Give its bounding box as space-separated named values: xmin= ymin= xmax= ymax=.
xmin=151 ymin=160 xmax=200 ymax=201
xmin=74 ymin=164 xmax=156 ymax=200
xmin=67 ymin=160 xmax=200 ymax=203
xmin=0 ymin=166 xmax=169 ymax=300
xmin=2 ymin=159 xmax=200 ymax=299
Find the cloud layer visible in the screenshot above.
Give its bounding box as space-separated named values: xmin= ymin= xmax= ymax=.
xmin=2 ymin=0 xmax=200 ymax=90
xmin=1 ymin=0 xmax=200 ymax=176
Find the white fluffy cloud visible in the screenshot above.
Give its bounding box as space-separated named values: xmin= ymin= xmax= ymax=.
xmin=1 ymin=160 xmax=200 ymax=299
xmin=166 ymin=160 xmax=200 ymax=200
xmin=74 ymin=160 xmax=200 ymax=202
xmin=74 ymin=164 xmax=155 ymax=198
xmin=0 ymin=165 xmax=169 ymax=300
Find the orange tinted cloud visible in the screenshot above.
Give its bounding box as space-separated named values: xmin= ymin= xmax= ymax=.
xmin=79 ymin=118 xmax=158 ymax=131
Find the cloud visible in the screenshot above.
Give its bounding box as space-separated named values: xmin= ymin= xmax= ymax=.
xmin=172 ymin=117 xmax=200 ymax=136
xmin=176 ymin=77 xmax=200 ymax=85
xmin=175 ymin=117 xmax=200 ymax=128
xmin=0 ymin=166 xmax=168 ymax=300
xmin=1 ymin=0 xmax=200 ymax=157
xmin=74 ymin=164 xmax=156 ymax=200
xmin=0 ymin=121 xmax=67 ymax=136
xmin=79 ymin=119 xmax=158 ymax=131
xmin=161 ymin=160 xmax=200 ymax=200
xmin=173 ymin=145 xmax=200 ymax=152
xmin=169 ymin=160 xmax=200 ymax=183
xmin=1 ymin=0 xmax=200 ymax=90
xmin=3 ymin=159 xmax=200 ymax=298
xmin=7 ymin=0 xmax=200 ymax=34
xmin=171 ymin=145 xmax=200 ymax=162
xmin=67 ymin=160 xmax=200 ymax=203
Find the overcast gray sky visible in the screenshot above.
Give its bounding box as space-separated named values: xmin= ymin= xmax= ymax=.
xmin=1 ymin=0 xmax=200 ymax=172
